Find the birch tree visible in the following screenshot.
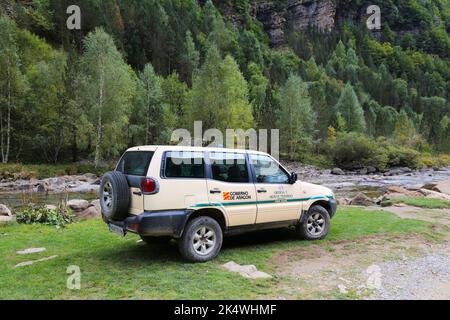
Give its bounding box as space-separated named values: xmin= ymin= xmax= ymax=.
xmin=77 ymin=28 xmax=135 ymax=167
xmin=0 ymin=16 xmax=26 ymax=163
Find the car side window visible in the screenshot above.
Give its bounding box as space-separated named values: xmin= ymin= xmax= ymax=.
xmin=250 ymin=154 xmax=290 ymax=184
xmin=209 ymin=152 xmax=249 ymax=183
xmin=116 ymin=151 xmax=154 ymax=176
xmin=164 ymin=151 xmax=205 ymax=179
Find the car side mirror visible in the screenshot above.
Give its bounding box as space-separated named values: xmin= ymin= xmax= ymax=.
xmin=289 ymin=172 xmax=298 ymax=184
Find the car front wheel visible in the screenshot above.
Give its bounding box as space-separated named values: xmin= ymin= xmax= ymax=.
xmin=178 ymin=216 xmax=223 ymax=263
xmin=297 ymin=205 xmax=330 ymax=240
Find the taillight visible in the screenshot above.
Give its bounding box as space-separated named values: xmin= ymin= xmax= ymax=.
xmin=141 ymin=178 xmax=158 ymax=194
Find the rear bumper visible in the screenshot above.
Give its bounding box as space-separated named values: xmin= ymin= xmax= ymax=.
xmin=107 ymin=210 xmax=193 ymax=238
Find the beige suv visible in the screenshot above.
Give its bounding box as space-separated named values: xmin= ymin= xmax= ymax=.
xmin=100 ymin=146 xmax=337 ymax=262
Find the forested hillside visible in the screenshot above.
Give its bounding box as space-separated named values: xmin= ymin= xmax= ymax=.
xmin=0 ymin=0 xmax=449 ymax=169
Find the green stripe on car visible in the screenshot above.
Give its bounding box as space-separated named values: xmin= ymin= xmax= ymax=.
xmin=191 ymin=195 xmax=334 ymax=208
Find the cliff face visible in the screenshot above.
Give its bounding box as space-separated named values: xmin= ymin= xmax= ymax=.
xmin=251 ymin=0 xmax=337 ymax=47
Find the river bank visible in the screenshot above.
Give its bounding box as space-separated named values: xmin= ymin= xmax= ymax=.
xmin=1 ymin=163 xmax=450 ymax=210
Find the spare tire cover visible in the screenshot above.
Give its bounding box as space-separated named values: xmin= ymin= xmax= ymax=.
xmin=100 ymin=171 xmax=131 ymax=221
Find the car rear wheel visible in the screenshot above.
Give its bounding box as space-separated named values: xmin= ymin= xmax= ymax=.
xmin=297 ymin=205 xmax=330 ymax=240
xmin=178 ymin=216 xmax=223 ymax=263
xmin=100 ymin=171 xmax=130 ymax=221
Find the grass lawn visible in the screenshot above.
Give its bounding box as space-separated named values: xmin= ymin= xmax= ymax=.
xmin=0 ymin=206 xmax=442 ymax=300
xmin=383 ymin=197 xmax=450 ymax=209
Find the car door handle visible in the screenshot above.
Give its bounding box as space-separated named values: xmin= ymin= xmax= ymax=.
xmin=210 ymin=189 xmax=221 ymax=194
xmin=257 ymin=189 xmax=267 ymax=193
xmin=133 ymin=191 xmax=142 ymax=196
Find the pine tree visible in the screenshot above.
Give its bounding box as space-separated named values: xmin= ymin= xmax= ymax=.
xmin=333 ymin=83 xmax=366 ymax=133
xmin=278 ymin=75 xmax=316 ymax=160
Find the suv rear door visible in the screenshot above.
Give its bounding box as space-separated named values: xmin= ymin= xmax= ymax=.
xmin=116 ymin=151 xmax=154 ymax=215
xmin=207 ymin=152 xmax=257 ymax=227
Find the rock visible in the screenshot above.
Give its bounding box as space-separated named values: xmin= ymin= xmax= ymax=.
xmin=331 ymin=168 xmax=345 ymax=175
xmin=0 ymin=216 xmax=13 ymax=223
xmin=430 ymin=179 xmax=450 ymax=195
xmin=366 ymin=166 xmax=377 ymax=174
xmin=386 ymin=186 xmax=422 ymax=198
xmin=337 ymin=198 xmax=350 ymax=206
xmin=17 ymin=248 xmax=46 ymax=255
xmin=349 ymin=192 xmax=374 ymax=206
xmin=253 ymin=0 xmax=336 ymax=46
xmin=0 ymin=204 xmax=12 ymax=216
xmin=222 ymin=261 xmax=272 ymax=279
xmin=14 ymin=255 xmax=58 ymax=268
xmin=67 ymin=199 xmax=89 ymax=212
xmin=384 ymin=167 xmax=412 ymax=176
xmin=36 ymin=183 xmax=48 ymax=193
xmin=45 ymin=204 xmax=57 ymax=211
xmin=419 ymin=189 xmax=450 ymax=201
xmin=77 ymin=206 xmax=100 ymax=220
xmin=359 ymin=168 xmax=368 ymax=175
xmin=90 ymin=199 xmax=101 ymax=212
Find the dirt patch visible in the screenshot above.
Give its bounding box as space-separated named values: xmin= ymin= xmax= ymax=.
xmin=269 ymin=233 xmax=449 ymax=300
xmin=375 ymin=205 xmax=450 ymax=226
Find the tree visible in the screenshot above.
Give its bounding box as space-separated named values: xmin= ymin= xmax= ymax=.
xmin=247 ymin=62 xmax=269 ymax=128
xmin=77 ymin=28 xmax=135 ymax=167
xmin=181 ymin=31 xmax=200 ymax=86
xmin=333 ymin=83 xmax=366 ymax=133
xmin=278 ymin=75 xmax=316 ymax=160
xmin=186 ymin=45 xmax=253 ymax=133
xmin=0 ymin=16 xmax=26 ymax=163
xmin=134 ymin=63 xmax=166 ymax=145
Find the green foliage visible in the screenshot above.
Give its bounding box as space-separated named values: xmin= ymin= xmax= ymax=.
xmin=333 ymin=83 xmax=366 ymax=133
xmin=15 ymin=206 xmax=74 ymax=228
xmin=278 ymin=75 xmax=316 ymax=160
xmin=0 ymin=0 xmax=449 ymax=168
xmin=327 ymin=132 xmax=388 ymax=169
xmin=77 ymin=27 xmax=135 ymax=166
xmin=186 ymin=45 xmax=253 ymax=132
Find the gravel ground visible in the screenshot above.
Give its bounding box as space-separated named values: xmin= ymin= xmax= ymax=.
xmin=370 ymin=253 xmax=450 ymax=300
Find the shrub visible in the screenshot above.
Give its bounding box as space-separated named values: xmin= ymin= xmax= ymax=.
xmin=16 ymin=206 xmax=74 ymax=228
xmin=327 ymin=132 xmax=388 ymax=170
xmin=385 ymin=146 xmax=421 ymax=168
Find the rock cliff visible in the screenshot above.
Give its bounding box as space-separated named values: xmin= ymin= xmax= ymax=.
xmin=251 ymin=0 xmax=337 ymax=46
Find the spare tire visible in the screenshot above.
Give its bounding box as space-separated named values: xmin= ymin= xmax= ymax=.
xmin=100 ymin=171 xmax=130 ymax=221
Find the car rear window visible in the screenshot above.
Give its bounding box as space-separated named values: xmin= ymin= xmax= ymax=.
xmin=116 ymin=151 xmax=154 ymax=176
xmin=209 ymin=152 xmax=249 ymax=183
xmin=164 ymin=151 xmax=205 ymax=179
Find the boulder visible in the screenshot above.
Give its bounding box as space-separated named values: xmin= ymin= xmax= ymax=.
xmin=67 ymin=199 xmax=89 ymax=212
xmin=349 ymin=193 xmax=374 ymax=206
xmin=384 ymin=167 xmax=413 ymax=176
xmin=359 ymin=168 xmax=368 ymax=175
xmin=386 ymin=186 xmax=422 ymax=198
xmin=331 ymin=168 xmax=345 ymax=175
xmin=0 ymin=204 xmax=12 ymax=217
xmin=366 ymin=166 xmax=377 ymax=174
xmin=45 ymin=205 xmax=57 ymax=211
xmin=0 ymin=216 xmax=13 ymax=223
xmin=77 ymin=206 xmax=100 ymax=220
xmin=430 ymin=179 xmax=450 ymax=195
xmin=337 ymin=198 xmax=351 ymax=206
xmin=90 ymin=199 xmax=101 ymax=212
xmin=419 ymin=189 xmax=450 ymax=201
